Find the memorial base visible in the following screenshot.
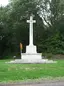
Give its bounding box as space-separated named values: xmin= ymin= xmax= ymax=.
xmin=6 ymin=59 xmax=56 ymax=64
xmin=21 ymin=53 xmax=42 ymax=60
xmin=6 ymin=53 xmax=56 ymax=64
xmin=26 ymin=45 xmax=37 ymax=54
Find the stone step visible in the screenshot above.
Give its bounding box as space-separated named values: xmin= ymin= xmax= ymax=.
xmin=6 ymin=59 xmax=56 ymax=64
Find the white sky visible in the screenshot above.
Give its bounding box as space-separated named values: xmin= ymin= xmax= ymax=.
xmin=0 ymin=0 xmax=9 ymax=6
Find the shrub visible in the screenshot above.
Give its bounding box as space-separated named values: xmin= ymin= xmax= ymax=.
xmin=42 ymin=53 xmax=53 ymax=59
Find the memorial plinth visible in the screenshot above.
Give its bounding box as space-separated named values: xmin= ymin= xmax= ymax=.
xmin=22 ymin=45 xmax=42 ymax=60
xmin=22 ymin=53 xmax=42 ymax=60
xmin=26 ymin=45 xmax=37 ymax=54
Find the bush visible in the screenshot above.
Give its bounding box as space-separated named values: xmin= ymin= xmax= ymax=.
xmin=2 ymin=55 xmax=13 ymax=59
xmin=42 ymin=53 xmax=53 ymax=59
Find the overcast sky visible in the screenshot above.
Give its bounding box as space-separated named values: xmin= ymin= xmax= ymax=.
xmin=0 ymin=0 xmax=9 ymax=6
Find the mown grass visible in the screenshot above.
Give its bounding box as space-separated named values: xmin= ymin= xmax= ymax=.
xmin=0 ymin=60 xmax=64 ymax=83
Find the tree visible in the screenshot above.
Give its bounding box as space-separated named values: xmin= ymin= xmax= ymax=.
xmin=0 ymin=0 xmax=64 ymax=58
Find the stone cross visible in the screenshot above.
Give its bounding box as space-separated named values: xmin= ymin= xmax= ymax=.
xmin=27 ymin=15 xmax=36 ymax=46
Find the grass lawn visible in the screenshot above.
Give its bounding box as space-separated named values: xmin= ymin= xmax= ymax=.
xmin=0 ymin=59 xmax=64 ymax=83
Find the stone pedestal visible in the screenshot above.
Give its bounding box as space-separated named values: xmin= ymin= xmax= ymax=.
xmin=26 ymin=45 xmax=37 ymax=54
xmin=20 ymin=44 xmax=43 ymax=61
xmin=21 ymin=53 xmax=42 ymax=60
xmin=21 ymin=45 xmax=42 ymax=60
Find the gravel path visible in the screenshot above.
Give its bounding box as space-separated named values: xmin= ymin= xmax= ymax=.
xmin=0 ymin=80 xmax=64 ymax=86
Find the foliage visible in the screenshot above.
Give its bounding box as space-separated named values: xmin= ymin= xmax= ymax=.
xmin=42 ymin=53 xmax=53 ymax=59
xmin=0 ymin=0 xmax=64 ymax=58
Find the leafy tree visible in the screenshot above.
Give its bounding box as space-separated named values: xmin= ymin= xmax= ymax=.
xmin=0 ymin=0 xmax=64 ymax=59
